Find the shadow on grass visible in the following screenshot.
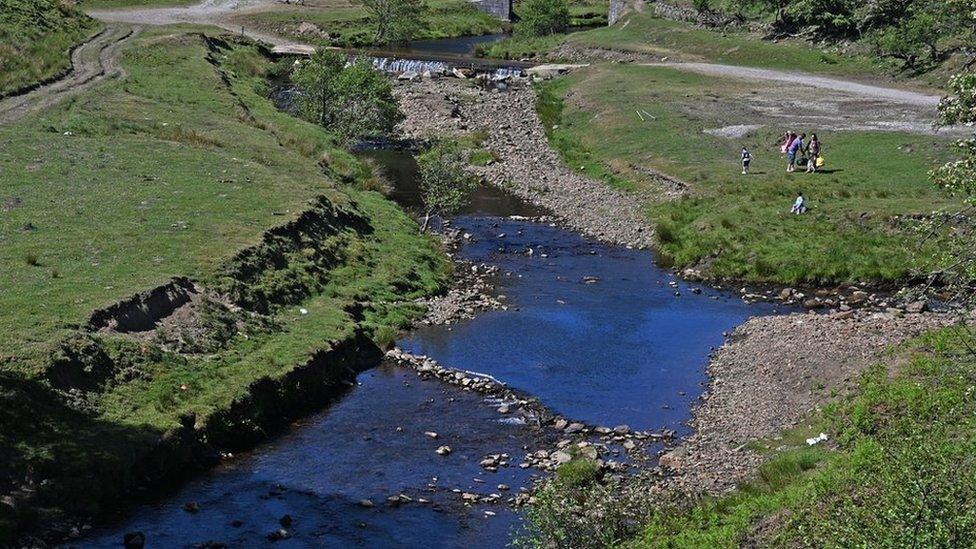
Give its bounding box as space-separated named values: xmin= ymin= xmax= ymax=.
xmin=0 ymin=371 xmax=168 ymax=543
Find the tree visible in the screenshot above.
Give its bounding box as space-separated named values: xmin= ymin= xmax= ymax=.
xmin=866 ymin=0 xmax=965 ymax=71
xmin=416 ymin=141 xmax=477 ymax=232
xmin=362 ymin=0 xmax=424 ymax=44
xmin=292 ymin=49 xmax=402 ymax=145
xmin=515 ymin=0 xmax=570 ymax=37
xmin=921 ymin=70 xmax=976 ymax=306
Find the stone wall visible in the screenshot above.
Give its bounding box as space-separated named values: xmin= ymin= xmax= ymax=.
xmin=470 ymin=0 xmax=512 ymax=21
xmin=608 ymin=0 xmax=628 ymax=25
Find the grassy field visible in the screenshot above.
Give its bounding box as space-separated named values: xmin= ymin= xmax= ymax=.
xmin=623 ymin=327 xmax=976 ymax=547
xmin=0 ymin=27 xmax=447 ymax=539
xmin=535 ymin=63 xmax=957 ymax=285
xmin=78 ymin=0 xmax=193 ymax=8
xmin=0 ymin=0 xmax=102 ymax=97
xmin=233 ymin=0 xmax=505 ymax=47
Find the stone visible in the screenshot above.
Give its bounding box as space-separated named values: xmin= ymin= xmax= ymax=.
xmin=613 ymin=425 xmax=630 ymax=435
xmin=553 ymin=418 xmax=568 ymax=430
xmin=552 ymin=451 xmax=573 ymax=464
xmin=564 ymin=422 xmax=585 ymax=434
xmin=803 ymin=298 xmax=824 ymax=309
xmin=436 ymin=445 xmax=452 ymax=456
xmin=848 ymin=290 xmax=869 ymax=304
xmin=267 ymin=529 xmax=290 ymax=541
xmin=279 ymin=515 xmax=293 ymax=527
xmin=123 ymin=532 xmax=146 ymax=549
xmin=424 ymin=431 xmax=438 ymax=439
xmin=182 ymin=502 xmax=200 ymax=514
xmin=779 ymin=287 xmax=794 ymax=300
xmin=905 ymin=300 xmax=928 ymax=313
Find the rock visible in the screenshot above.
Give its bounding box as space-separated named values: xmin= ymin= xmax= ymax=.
xmin=564 ymin=422 xmax=585 ymax=434
xmin=230 ymin=520 xmax=244 ymax=528
xmin=779 ymin=287 xmax=795 ymax=300
xmin=552 ymin=451 xmax=573 ymax=464
xmin=358 ymin=499 xmax=375 ymax=508
xmin=123 ymin=532 xmax=146 ymax=549
xmin=553 ymin=418 xmax=568 ymax=430
xmin=398 ymin=71 xmax=421 ymax=82
xmin=436 ymin=445 xmax=452 ymax=456
xmin=279 ymin=515 xmax=293 ymax=527
xmin=424 ymin=431 xmax=438 ymax=439
xmin=803 ymin=298 xmax=824 ymax=309
xmin=905 ymin=300 xmax=927 ymax=313
xmin=886 ymin=307 xmax=905 ymax=318
xmin=622 ymin=440 xmax=636 ymax=451
xmin=182 ymin=502 xmax=200 ymax=514
xmin=498 ymin=484 xmax=509 ymax=491
xmin=267 ymin=529 xmax=290 ymax=541
xmin=498 ymin=405 xmax=510 ymax=414
xmin=848 ymin=290 xmax=869 ymax=304
xmin=659 ymin=448 xmax=686 ymax=470
xmin=613 ymin=425 xmax=630 ymax=435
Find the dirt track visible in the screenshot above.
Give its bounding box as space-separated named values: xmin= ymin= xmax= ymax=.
xmin=0 ymin=25 xmax=140 ymax=126
xmin=87 ymin=0 xmax=300 ymax=47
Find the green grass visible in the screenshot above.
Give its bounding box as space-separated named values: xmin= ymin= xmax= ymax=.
xmin=534 ymin=64 xmax=957 ymax=285
xmin=234 ymin=0 xmax=504 ymax=47
xmin=0 ymin=29 xmax=448 ymax=539
xmin=78 ymin=0 xmax=194 ymax=8
xmin=625 ymin=327 xmax=976 ymax=547
xmin=0 ymin=0 xmax=102 ymax=97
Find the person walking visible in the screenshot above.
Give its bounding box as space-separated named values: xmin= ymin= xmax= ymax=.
xmin=741 ymin=147 xmax=752 ymax=175
xmin=806 ymin=133 xmax=821 ymax=173
xmin=787 ymin=133 xmax=805 ymax=173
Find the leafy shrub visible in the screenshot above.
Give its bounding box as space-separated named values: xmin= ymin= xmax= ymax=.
xmin=292 ymin=49 xmax=402 ymax=145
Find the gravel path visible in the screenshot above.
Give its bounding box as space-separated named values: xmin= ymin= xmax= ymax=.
xmin=396 ymin=79 xmax=675 ymax=248
xmin=0 ymin=25 xmax=140 ymax=126
xmin=660 ymin=308 xmax=957 ymax=496
xmin=645 ymin=62 xmax=941 ymax=107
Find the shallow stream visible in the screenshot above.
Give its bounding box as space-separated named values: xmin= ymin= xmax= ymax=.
xmin=76 ymin=148 xmax=780 ymax=548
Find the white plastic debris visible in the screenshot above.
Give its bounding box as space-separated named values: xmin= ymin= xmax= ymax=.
xmin=299 ymin=308 xmax=308 ymax=315
xmin=806 ymin=432 xmax=828 ymax=446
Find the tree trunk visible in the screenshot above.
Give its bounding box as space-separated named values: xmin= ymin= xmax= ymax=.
xmin=420 ymin=211 xmax=432 ymax=233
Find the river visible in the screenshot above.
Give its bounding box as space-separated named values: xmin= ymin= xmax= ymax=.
xmin=75 ymin=147 xmax=781 ymax=548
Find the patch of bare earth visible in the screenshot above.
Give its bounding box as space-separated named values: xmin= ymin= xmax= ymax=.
xmin=659 ymin=308 xmax=956 ymax=496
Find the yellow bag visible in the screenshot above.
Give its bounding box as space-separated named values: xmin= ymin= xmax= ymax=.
xmin=816 ymin=156 xmax=825 ymax=168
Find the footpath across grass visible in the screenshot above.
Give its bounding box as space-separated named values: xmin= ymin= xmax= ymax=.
xmin=535 ymin=63 xmax=957 ymax=285
xmin=0 ymin=0 xmax=102 ymax=97
xmin=0 ymin=28 xmax=448 ymax=540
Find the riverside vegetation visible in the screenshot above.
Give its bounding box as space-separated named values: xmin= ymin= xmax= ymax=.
xmin=0 ymin=28 xmax=449 ymax=542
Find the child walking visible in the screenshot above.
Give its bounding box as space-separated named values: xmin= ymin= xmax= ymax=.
xmin=741 ymin=147 xmax=752 ymax=175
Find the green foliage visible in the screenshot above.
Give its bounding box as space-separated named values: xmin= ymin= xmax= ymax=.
xmin=516 ymin=0 xmax=571 ymax=37
xmin=293 ymin=49 xmax=402 ymax=145
xmin=416 ymin=140 xmax=478 ymax=231
xmin=692 ymin=0 xmax=711 ymax=12
xmin=556 ymin=457 xmax=600 ymax=488
xmin=362 ymin=0 xmax=425 ymax=44
xmin=0 ymin=0 xmax=101 ymax=96
xmin=865 ymin=0 xmax=966 ymax=71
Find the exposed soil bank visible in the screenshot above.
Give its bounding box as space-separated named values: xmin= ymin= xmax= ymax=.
xmin=659 ymin=308 xmax=957 ymax=496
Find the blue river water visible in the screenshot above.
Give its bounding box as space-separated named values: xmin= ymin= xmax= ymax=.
xmin=75 ymin=159 xmax=780 ymax=548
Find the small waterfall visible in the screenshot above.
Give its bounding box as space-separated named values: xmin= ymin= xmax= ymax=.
xmin=367 ymin=56 xmax=524 ymax=80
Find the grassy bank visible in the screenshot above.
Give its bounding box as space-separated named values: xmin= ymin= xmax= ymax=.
xmin=521 ymin=326 xmax=976 ymax=547
xmin=0 ymin=0 xmax=102 ymax=97
xmin=533 ymin=64 xmax=957 ymax=285
xmin=232 ymin=0 xmax=504 ymax=47
xmin=0 ymin=28 xmax=447 ymax=541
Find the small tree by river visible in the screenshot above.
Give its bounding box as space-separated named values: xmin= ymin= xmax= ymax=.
xmin=292 ymin=49 xmax=402 ymax=145
xmin=417 ymin=141 xmax=477 ymax=232
xmin=363 ymin=0 xmax=425 ymax=44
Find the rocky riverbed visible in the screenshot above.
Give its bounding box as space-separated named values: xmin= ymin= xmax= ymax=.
xmin=659 ymin=307 xmax=959 ymax=496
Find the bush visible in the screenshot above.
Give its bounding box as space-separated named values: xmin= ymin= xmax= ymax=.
xmin=515 ymin=0 xmax=570 ymax=37
xmin=292 ymin=50 xmax=402 ymax=145
xmin=416 ymin=141 xmax=477 ymax=232
xmin=556 ymin=458 xmax=600 ymax=488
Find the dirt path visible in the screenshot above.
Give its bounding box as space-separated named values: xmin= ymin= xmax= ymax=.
xmin=87 ymin=0 xmax=302 ymax=47
xmin=644 ymin=61 xmax=942 ymax=107
xmin=0 ymin=25 xmax=140 ymax=126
